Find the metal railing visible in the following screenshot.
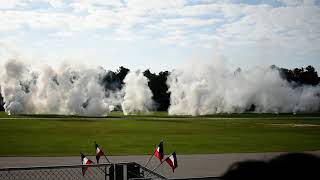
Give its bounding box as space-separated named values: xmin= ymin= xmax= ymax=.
xmin=0 ymin=162 xmax=166 ymax=180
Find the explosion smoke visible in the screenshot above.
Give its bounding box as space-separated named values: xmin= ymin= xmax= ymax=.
xmin=0 ymin=59 xmax=112 ymax=115
xmin=0 ymin=59 xmax=154 ymax=116
xmin=121 ymin=70 xmax=154 ymax=115
xmin=0 ymin=59 xmax=153 ymax=116
xmin=1 ymin=58 xmax=319 ymax=116
xmin=167 ymin=60 xmax=320 ymax=115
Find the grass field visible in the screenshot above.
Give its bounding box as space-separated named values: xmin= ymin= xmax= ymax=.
xmin=0 ymin=111 xmax=320 ymax=156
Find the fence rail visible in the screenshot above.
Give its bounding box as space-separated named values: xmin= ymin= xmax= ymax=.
xmin=0 ymin=162 xmax=166 ymax=180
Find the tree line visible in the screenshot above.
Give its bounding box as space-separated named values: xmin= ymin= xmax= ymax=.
xmin=0 ymin=65 xmax=319 ymax=112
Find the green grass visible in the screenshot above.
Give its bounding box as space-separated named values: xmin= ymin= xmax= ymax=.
xmin=0 ymin=111 xmax=320 ymax=156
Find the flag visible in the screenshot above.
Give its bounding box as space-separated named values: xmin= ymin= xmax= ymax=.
xmin=165 ymin=152 xmax=178 ymax=172
xmin=81 ymin=153 xmax=93 ymax=176
xmin=153 ymin=141 xmax=164 ymax=162
xmin=95 ymin=142 xmax=105 ymax=164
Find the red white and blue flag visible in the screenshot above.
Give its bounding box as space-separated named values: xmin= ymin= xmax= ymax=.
xmin=81 ymin=153 xmax=93 ymax=176
xmin=165 ymin=152 xmax=178 ymax=172
xmin=95 ymin=142 xmax=105 ymax=164
xmin=153 ymin=141 xmax=164 ymax=162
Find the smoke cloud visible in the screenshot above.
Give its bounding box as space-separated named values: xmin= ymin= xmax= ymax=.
xmin=0 ymin=59 xmax=154 ymax=116
xmin=167 ymin=60 xmax=320 ymax=115
xmin=1 ymin=57 xmax=319 ymax=116
xmin=121 ymin=70 xmax=154 ymax=115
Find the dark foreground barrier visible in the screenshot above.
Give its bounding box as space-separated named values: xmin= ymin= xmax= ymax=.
xmin=221 ymin=153 xmax=320 ymax=180
xmin=0 ymin=162 xmax=166 ymax=180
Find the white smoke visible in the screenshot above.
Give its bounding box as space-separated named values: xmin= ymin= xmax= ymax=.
xmin=121 ymin=70 xmax=154 ymax=115
xmin=167 ymin=60 xmax=320 ymax=115
xmin=2 ymin=57 xmax=319 ymax=116
xmin=0 ymin=59 xmax=124 ymax=116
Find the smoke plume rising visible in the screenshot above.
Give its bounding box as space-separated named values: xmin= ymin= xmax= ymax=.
xmin=0 ymin=59 xmax=114 ymax=115
xmin=1 ymin=59 xmax=121 ymax=116
xmin=167 ymin=60 xmax=320 ymax=115
xmin=0 ymin=59 xmax=154 ymax=116
xmin=121 ymin=70 xmax=154 ymax=115
xmin=1 ymin=57 xmax=319 ymax=116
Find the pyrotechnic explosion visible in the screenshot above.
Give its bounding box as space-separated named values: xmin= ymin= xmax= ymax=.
xmin=167 ymin=60 xmax=320 ymax=115
xmin=0 ymin=59 xmax=154 ymax=116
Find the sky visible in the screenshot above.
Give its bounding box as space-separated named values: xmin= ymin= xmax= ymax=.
xmin=0 ymin=0 xmax=319 ymax=72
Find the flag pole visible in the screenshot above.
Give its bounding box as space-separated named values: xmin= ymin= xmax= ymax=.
xmin=94 ymin=163 xmax=107 ymax=174
xmin=104 ymin=154 xmax=111 ymax=164
xmin=80 ymin=153 xmax=105 ymax=175
xmin=144 ymin=140 xmax=163 ymax=168
xmin=144 ymin=150 xmax=155 ymax=168
xmin=151 ymin=161 xmax=164 ymax=172
xmin=95 ymin=141 xmax=111 ymax=164
xmin=92 ymin=160 xmax=109 ymax=174
xmin=145 ymin=160 xmax=164 ymax=177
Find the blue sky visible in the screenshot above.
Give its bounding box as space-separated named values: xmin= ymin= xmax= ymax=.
xmin=0 ymin=0 xmax=319 ymax=72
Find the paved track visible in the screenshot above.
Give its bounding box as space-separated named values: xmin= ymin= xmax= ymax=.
xmin=1 ymin=151 xmax=319 ymax=179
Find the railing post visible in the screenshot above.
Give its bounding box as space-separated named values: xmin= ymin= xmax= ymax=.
xmin=123 ymin=164 xmax=127 ymax=180
xmin=113 ymin=164 xmax=116 ymax=180
xmin=105 ymin=165 xmax=107 ymax=180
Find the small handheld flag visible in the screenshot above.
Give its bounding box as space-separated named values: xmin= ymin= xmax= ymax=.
xmin=145 ymin=140 xmax=164 ymax=168
xmin=95 ymin=142 xmax=105 ymax=164
xmin=153 ymin=141 xmax=164 ymax=162
xmin=165 ymin=152 xmax=178 ymax=172
xmin=81 ymin=153 xmax=93 ymax=176
xmin=95 ymin=142 xmax=111 ymax=164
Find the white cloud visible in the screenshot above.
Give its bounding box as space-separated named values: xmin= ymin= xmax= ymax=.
xmin=278 ymin=0 xmax=316 ymax=6
xmin=0 ymin=0 xmax=21 ymax=9
xmin=216 ymin=4 xmax=320 ymax=49
xmin=161 ymin=17 xmax=221 ymax=26
xmin=171 ymin=4 xmax=221 ymax=17
xmin=126 ymin=0 xmax=186 ymax=11
xmin=71 ymin=0 xmax=123 ymax=12
xmin=46 ymin=0 xmax=65 ymax=8
xmin=0 ymin=0 xmax=319 ymax=67
xmin=0 ymin=9 xmax=119 ymax=33
xmin=48 ymin=31 xmax=73 ymax=38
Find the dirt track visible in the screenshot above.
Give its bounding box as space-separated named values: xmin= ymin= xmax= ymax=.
xmin=0 ymin=151 xmax=319 ymax=179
